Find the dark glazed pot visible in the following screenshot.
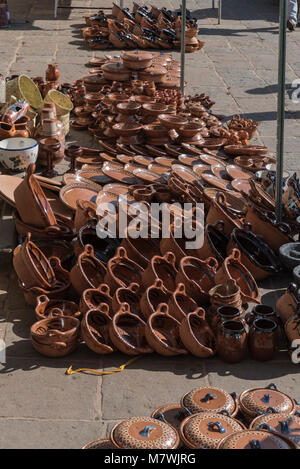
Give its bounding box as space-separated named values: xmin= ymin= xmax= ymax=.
xmin=217 ymin=319 xmax=247 ymax=364
xmin=248 ymin=318 xmax=277 ymax=362
xmin=211 ymin=306 xmax=242 ymax=334
xmin=176 ymin=256 xmax=218 ymax=304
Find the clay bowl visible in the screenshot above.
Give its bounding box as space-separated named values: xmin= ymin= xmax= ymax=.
xmin=142 ymin=252 xmax=178 ymax=295
xmin=196 ymin=220 xmax=229 ymax=264
xmin=120 ymin=233 xmax=161 ymax=269
xmin=31 ymin=316 xmax=80 ymax=347
xmin=112 ymin=122 xmax=143 ymax=137
xmin=70 ymin=244 xmax=107 ymax=296
xmin=105 ymin=246 xmax=145 ymax=294
xmin=80 ymin=283 xmax=113 ymax=317
xmin=140 ymin=279 xmax=170 ymax=320
xmin=107 ymin=92 xmax=130 ymax=106
xmin=101 ymin=62 xmax=131 ymax=82
xmin=158 ymin=114 xmax=188 ymax=130
xmin=81 ymin=306 xmax=115 ymax=354
xmin=112 ymin=283 xmax=141 ymax=317
xmin=178 ymin=123 xmax=203 ymax=139
xmin=109 ymin=304 xmax=153 ymax=355
xmin=143 ymin=124 xmax=168 ymax=139
xmin=134 ymin=95 xmax=156 ymax=105
xmin=179 ymin=310 xmax=216 ymax=358
xmin=142 ymin=103 xmax=168 ymax=117
xmin=168 ymin=283 xmax=199 ymax=323
xmin=35 ymin=295 xmax=80 ymax=321
xmin=145 ymin=304 xmax=188 ymax=356
xmin=116 ymin=101 xmax=141 ymax=115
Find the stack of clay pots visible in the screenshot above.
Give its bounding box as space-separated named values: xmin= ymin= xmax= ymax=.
xmin=82 ymin=383 xmax=300 ymax=449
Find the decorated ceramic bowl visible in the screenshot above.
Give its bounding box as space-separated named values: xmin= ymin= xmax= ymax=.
xmin=0 ymin=137 xmax=38 ymax=171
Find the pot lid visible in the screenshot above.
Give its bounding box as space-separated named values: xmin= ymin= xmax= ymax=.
xmin=122 ymin=50 xmax=153 ymax=61
xmin=181 ymin=387 xmax=237 ymax=416
xmin=140 ymin=65 xmax=167 ymax=76
xmin=239 ymin=384 xmax=295 ymax=417
xmin=251 ymin=413 xmax=300 ymax=448
xmin=151 ymin=403 xmax=188 ymax=432
xmin=101 ymin=62 xmax=130 ymax=73
xmin=82 ymin=438 xmax=116 ymax=449
xmin=217 ymin=429 xmax=296 ymax=449
xmin=111 ymin=417 xmax=180 ymax=449
xmin=180 ymin=412 xmax=244 ymax=449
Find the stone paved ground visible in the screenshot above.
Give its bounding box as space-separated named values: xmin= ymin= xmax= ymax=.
xmin=0 ymin=0 xmax=299 ymax=449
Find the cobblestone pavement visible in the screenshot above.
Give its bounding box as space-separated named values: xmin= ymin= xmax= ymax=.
xmin=0 ymin=0 xmax=299 ymax=449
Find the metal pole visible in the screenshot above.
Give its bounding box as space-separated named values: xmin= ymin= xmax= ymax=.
xmin=120 ymin=0 xmax=124 ymax=8
xmin=180 ymin=0 xmax=187 ymax=95
xmin=218 ymin=0 xmax=222 ymax=24
xmin=276 ymin=0 xmax=287 ymax=221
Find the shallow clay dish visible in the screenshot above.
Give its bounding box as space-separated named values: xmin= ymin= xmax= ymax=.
xmin=102 ymin=161 xmax=139 ymax=185
xmin=211 ymin=163 xmax=229 ymax=180
xmin=102 ymin=183 xmax=129 ymax=195
xmin=133 ymin=155 xmax=154 ymax=166
xmin=201 ymin=173 xmax=233 ymax=191
xmin=178 ymin=154 xmax=201 ymax=167
xmin=226 ymin=164 xmax=253 ymax=180
xmin=192 ymin=163 xmax=211 ymax=178
xmin=77 ymin=168 xmax=114 ymax=185
xmin=59 ymin=183 xmax=100 ymax=211
xmin=172 ymin=164 xmax=197 ymax=184
xmin=133 ymin=167 xmax=162 ymax=183
xmin=147 ymin=163 xmax=170 ymax=176
xmin=231 ymin=178 xmax=252 ymax=196
xmin=199 ymin=154 xmax=225 ymax=165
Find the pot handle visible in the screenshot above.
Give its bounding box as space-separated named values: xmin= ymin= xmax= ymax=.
xmin=118 ymin=302 xmax=130 ymax=314
xmin=116 ymin=246 xmax=128 ymax=259
xmin=97 ymin=283 xmax=111 ymax=295
xmin=200 ymin=393 xmax=217 ymax=403
xmin=128 ymin=283 xmax=140 ymax=294
xmin=230 ymin=248 xmax=241 ymax=262
xmin=217 ymin=409 xmax=230 ymax=417
xmin=153 ymin=279 xmax=164 ymax=290
xmin=216 ymin=192 xmax=226 ymax=206
xmin=245 ymin=311 xmax=255 ymax=325
xmin=279 ymin=420 xmax=290 ymax=434
xmin=206 ymin=256 xmax=218 ymax=271
xmin=242 ymin=222 xmax=252 ymax=232
xmin=250 ymin=440 xmax=261 ymax=449
xmin=154 ymin=412 xmax=167 ymax=424
xmin=195 ymin=307 xmax=206 ymax=320
xmin=83 ymin=244 xmax=95 ymax=258
xmin=156 ymin=303 xmax=169 ymax=315
xmin=207 ymin=422 xmax=226 ymax=434
xmin=36 ymin=294 xmax=49 ymax=306
xmin=214 ymin=220 xmax=225 ymax=232
xmin=265 ymin=383 xmax=278 ymax=391
xmin=139 ymin=425 xmax=156 ymax=438
xmin=164 ymin=251 xmax=176 ymax=266
xmin=48 ymin=307 xmax=64 ymax=318
xmin=175 ymin=283 xmax=186 ymax=295
xmin=256 ymin=423 xmax=274 ymax=432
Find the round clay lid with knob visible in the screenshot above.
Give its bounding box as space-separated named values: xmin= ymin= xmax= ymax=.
xmin=239 ymin=384 xmax=295 ymax=417
xmin=181 ymin=387 xmax=237 ymax=416
xmin=180 ymin=412 xmax=245 ymax=449
xmin=110 ymin=416 xmax=180 ymax=449
xmin=122 ymin=50 xmax=153 ymax=62
xmin=151 ymin=403 xmax=189 ymax=432
xmin=216 ymin=429 xmax=296 ymax=449
xmin=250 ymin=413 xmax=300 ymax=448
xmin=101 ymin=62 xmax=130 ymax=73
xmin=82 ymin=438 xmax=116 ymax=449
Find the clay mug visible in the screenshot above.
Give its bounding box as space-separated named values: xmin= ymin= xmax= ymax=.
xmin=249 ymin=318 xmax=277 ymax=362
xmin=217 ymin=319 xmax=248 ymax=364
xmin=211 ymin=306 xmax=243 ymax=335
xmin=245 ymin=305 xmax=279 ymax=326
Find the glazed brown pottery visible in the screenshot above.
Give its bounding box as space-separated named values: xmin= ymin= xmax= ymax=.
xmin=109 ymin=303 xmax=153 ymax=355
xmin=179 ymin=412 xmax=245 ymax=449
xmin=196 ymin=221 xmax=229 ymax=263
xmin=81 ymin=305 xmax=115 ymax=354
xmin=74 ymin=199 xmax=97 ymax=233
xmin=31 ymin=316 xmax=80 ymax=357
xmin=120 ymin=233 xmax=160 ymax=269
xmin=142 ymin=251 xmax=178 ymax=295
xmin=110 ymin=416 xmax=180 ymax=449
xmin=206 ymin=192 xmax=242 ymax=236
xmin=239 ymin=383 xmax=295 ymax=423
xmin=70 ymin=244 xmax=107 ymax=296
xmin=214 ymin=248 xmax=260 ymax=305
xmin=105 ymin=246 xmax=144 ymax=294
xmin=181 ymin=386 xmax=238 ymax=417
xmin=167 ymin=283 xmax=198 ymax=322
xmin=35 ymin=295 xmax=80 ymax=321
xmin=276 ymin=283 xmax=300 ymax=323
xmin=216 ymin=429 xmax=296 ymax=449
xmin=145 ymin=304 xmax=188 ymax=356
xmin=216 ymin=320 xmax=247 ymax=364
xmin=211 ymin=306 xmax=242 ymax=335
xmin=179 ymin=310 xmax=216 ymax=358
xmin=176 ymin=256 xmax=218 ymax=304
xmin=80 ymin=283 xmax=113 ymax=317
xmin=227 ymin=223 xmax=281 ymax=281
xmin=112 ymin=282 xmax=141 ymax=316
xmin=209 ymin=279 xmax=243 ymax=314
xmin=248 ymin=318 xmax=277 ymax=361
xmin=139 ymin=279 xmax=170 ymax=319
xmin=250 ymin=413 xmax=300 ymax=448
xmin=245 ymin=304 xmax=279 ymax=326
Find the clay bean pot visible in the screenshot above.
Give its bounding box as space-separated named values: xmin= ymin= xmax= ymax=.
xmin=80 ymin=283 xmax=113 ymax=317
xmin=13 ymin=232 xmax=56 ymax=290
xmin=105 ymin=247 xmax=144 ymax=295
xmin=179 ymin=309 xmax=216 ymax=358
xmin=209 ymin=279 xmax=243 ymax=314
xmin=245 ymin=305 xmax=279 ymax=326
xmin=101 ymin=62 xmax=131 ymax=82
xmin=227 ymin=223 xmax=281 ymax=281
xmin=211 ymin=306 xmax=242 ymax=335
xmin=122 ymin=50 xmax=153 ymax=70
xmin=82 ymin=438 xmax=117 ymax=449
xmin=120 ymin=234 xmax=160 ymax=269
xmin=139 ymin=279 xmax=170 ymax=319
xmin=138 ymin=65 xmax=167 ymax=83
xmin=196 ymin=221 xmax=229 ymax=263
xmin=214 ymin=248 xmax=260 ymax=305
xmin=250 ymin=413 xmax=300 ymax=448
xmin=70 ymin=244 xmax=107 ymax=296
xmin=248 ymin=318 xmax=277 ymax=362
xmin=145 ymin=304 xmax=188 ymax=357
xmin=276 ymin=283 xmax=300 ymax=324
xmin=109 ymin=304 xmax=153 ymax=355
xmin=81 ymin=305 xmax=114 ymax=354
xmin=112 ymin=282 xmax=141 ymax=316
xmin=142 ymin=251 xmax=178 ymax=295
xmin=151 ymin=404 xmax=188 ymax=447
xmin=216 ymin=429 xmax=296 ymax=449
xmin=14 ymin=163 xmax=56 ymax=228
xmin=239 ymin=383 xmax=295 ymax=423
xmin=181 ymin=386 xmax=239 ymax=417
xmin=176 ymin=256 xmax=218 ymax=304
xmin=167 ymin=283 xmax=198 ymax=322
xmin=206 ymin=192 xmax=242 ymax=236
xmin=74 ymin=200 xmax=97 ymax=233
xmin=216 ymin=320 xmax=248 ymax=364
xmin=35 ymin=295 xmax=80 ymax=321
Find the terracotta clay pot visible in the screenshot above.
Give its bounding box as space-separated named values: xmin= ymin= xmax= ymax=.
xmin=209 ymin=279 xmax=243 ymax=314
xmin=31 ymin=316 xmax=80 ymax=357
xmin=176 ymin=256 xmax=218 ymax=304
xmin=227 ymin=223 xmax=281 ymax=281
xmin=13 ymin=211 xmax=75 ymax=242
xmin=142 ymin=251 xmax=178 ymax=295
xmin=167 ymin=283 xmax=199 ymax=322
xmin=112 ymin=282 xmax=141 ymax=317
xmin=214 ymin=248 xmax=260 ymax=305
xmin=206 ymin=192 xmax=242 ymax=236
xmin=145 ymin=304 xmax=188 ymax=357
xmin=81 ymin=305 xmax=114 ymax=354
xmin=276 ymin=283 xmax=300 ymax=324
xmin=139 ymin=279 xmax=170 ymax=319
xmin=82 ymin=438 xmax=117 ymax=449
xmin=160 ymin=221 xmax=204 ymax=266
xmin=46 ymin=64 xmax=60 ymax=82
xmin=13 ymin=233 xmax=56 ymax=290
xmin=211 ymin=306 xmax=242 ymax=334
xmin=248 ymin=318 xmax=277 ymax=362
xmin=70 ymin=244 xmax=107 ymax=296
xmin=217 ymin=429 xmax=296 ymax=449
xmin=109 ymin=304 xmax=153 ymax=355
xmin=196 ymin=220 xmax=229 ymax=264
xmin=245 ymin=304 xmax=279 ymax=326
xmin=35 ymin=294 xmax=80 ymax=321
xmin=181 ymin=386 xmax=239 ymax=417
xmin=80 ymin=283 xmax=113 ymax=317
xmin=216 ymin=320 xmax=248 ymax=364
xmin=105 ymin=246 xmax=144 ymax=295
xmin=120 ymin=234 xmax=160 ymax=269
xmin=179 ymin=309 xmax=216 ymax=358
xmin=250 ymin=412 xmax=300 ymax=449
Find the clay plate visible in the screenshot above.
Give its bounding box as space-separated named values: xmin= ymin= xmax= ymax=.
xmin=172 ymin=164 xmax=197 ymax=183
xmin=59 ymin=182 xmax=100 ymax=211
xmin=201 ymin=173 xmax=233 ymax=191
xmin=98 ymin=140 xmax=117 ymax=155
xmin=231 ymin=178 xmax=252 ymax=195
xmin=133 ymin=155 xmax=154 ymax=166
xmin=199 ymin=154 xmax=225 ymax=166
xmin=192 ymin=163 xmax=211 ymax=177
xmin=116 ymin=154 xmax=133 ymax=164
xmin=145 ymin=145 xmax=168 ymax=157
xmin=133 ymin=167 xmax=162 ymax=183
xmin=211 ymin=163 xmax=230 ymax=180
xmin=178 ymin=154 xmax=201 ymax=167
xmin=102 ymin=161 xmax=139 ymax=185
xmin=226 ymin=164 xmax=253 ymax=180
xmin=155 ymin=156 xmax=176 ymax=168
xmin=102 ymin=183 xmax=129 ymax=195
xmin=77 ymin=168 xmax=114 ymax=185
xmin=147 ymin=163 xmax=170 ymax=176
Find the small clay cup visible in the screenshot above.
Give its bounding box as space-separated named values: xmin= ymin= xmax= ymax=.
xmin=211 ymin=306 xmax=242 ymax=334
xmin=217 ymin=320 xmax=248 ymax=364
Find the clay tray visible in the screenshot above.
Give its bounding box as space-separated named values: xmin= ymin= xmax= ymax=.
xmin=59 ymin=182 xmax=100 ymax=211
